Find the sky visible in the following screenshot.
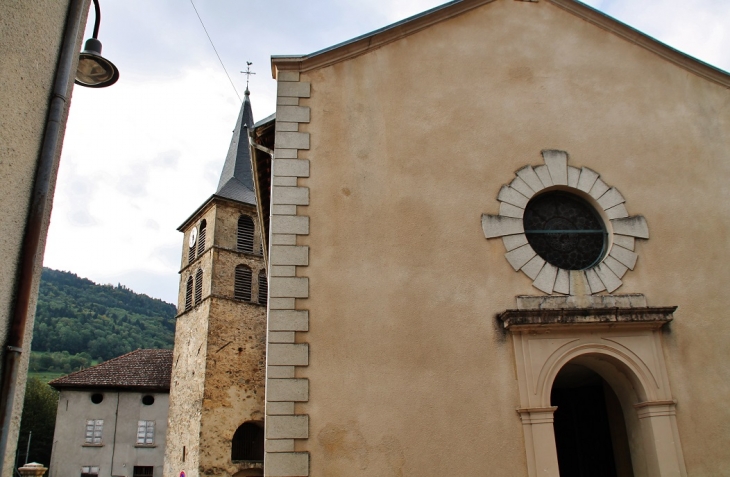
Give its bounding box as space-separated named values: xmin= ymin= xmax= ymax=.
xmin=44 ymin=0 xmax=730 ymax=304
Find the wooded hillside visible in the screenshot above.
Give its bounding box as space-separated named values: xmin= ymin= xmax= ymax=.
xmin=32 ymin=268 xmax=176 ymax=367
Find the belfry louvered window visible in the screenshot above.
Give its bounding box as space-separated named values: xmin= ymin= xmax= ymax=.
xmin=235 ymin=265 xmax=252 ymax=301
xmin=194 ymin=269 xmax=203 ymax=305
xmin=237 ymin=216 xmax=255 ymax=254
xmin=188 ymin=242 xmax=195 ymax=263
xmin=185 ymin=276 xmax=193 ymax=311
xmin=197 ymin=220 xmax=207 ymax=256
xmin=258 ymin=270 xmax=267 ymax=305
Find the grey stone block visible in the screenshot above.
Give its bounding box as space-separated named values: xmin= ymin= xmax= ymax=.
xmin=268 ymin=344 xmax=309 ymax=366
xmin=532 ymin=262 xmax=558 ymax=294
xmin=554 ymin=268 xmax=570 ymax=294
xmin=534 ymin=165 xmax=553 ymax=188
xmin=273 ymin=186 xmax=309 ymax=206
xmin=585 ymin=268 xmax=606 ymax=293
xmin=612 ymin=234 xmax=635 ymax=251
xmin=266 ymin=439 xmax=295 ymax=453
xmin=502 ymin=233 xmax=528 ymax=252
xmin=603 ymin=255 xmax=628 ymax=278
xmin=277 ymin=81 xmax=311 ymax=98
xmin=264 ymin=452 xmax=309 ymax=477
xmin=522 ymin=255 xmax=546 ymax=280
xmin=597 ymin=187 xmax=625 ymax=210
xmin=510 ymin=177 xmax=536 ymax=198
xmin=271 ymin=245 xmax=309 ymax=266
xmin=611 ymin=216 xmax=649 ymax=239
xmin=270 ymin=266 xmax=296 ymax=277
xmin=277 ymin=97 xmax=300 ymax=106
xmin=277 ymin=71 xmax=300 ymax=82
xmin=267 ymin=378 xmax=309 ymax=402
xmin=505 ymin=244 xmax=536 ymax=271
xmin=482 ymin=214 xmax=523 ymax=238
xmin=515 ymin=165 xmax=545 ymax=193
xmin=569 ymin=270 xmax=590 ymax=296
xmin=275 ymin=148 xmax=299 ymax=159
xmin=577 ymin=167 xmax=599 ymax=193
xmin=542 ymin=150 xmax=568 ymax=185
xmin=498 ymin=185 xmax=529 ymax=208
xmin=589 ymin=178 xmax=610 ymax=200
xmin=270 ymin=277 xmax=309 ymax=298
xmin=276 ymin=122 xmax=299 ymax=133
xmin=269 ymin=332 xmax=296 ymax=344
xmin=516 ymin=296 xmax=544 ymax=310
xmin=272 ymin=234 xmax=298 ymax=245
xmin=266 ymin=401 xmax=295 ymax=416
xmin=272 ymin=204 xmax=297 ymax=215
xmin=595 ymin=263 xmax=622 ymax=293
xmin=567 ymin=166 xmax=580 ymax=188
xmin=268 ymin=366 xmax=295 ymax=378
xmin=267 ymin=415 xmax=309 ymax=439
xmin=271 ymin=216 xmax=309 ymax=235
xmin=605 ymin=203 xmax=628 ymax=219
xmin=541 ymin=295 xmax=570 ymax=309
xmin=275 ymin=132 xmax=310 ymax=150
xmin=269 ymin=298 xmax=296 ymax=310
xmin=609 ymin=245 xmax=638 ymax=270
xmin=269 ymin=310 xmax=309 ymax=331
xmin=277 ymin=106 xmax=310 ymax=123
xmin=273 ymin=174 xmax=298 ymax=186
xmin=629 ymin=294 xmax=648 ymax=307
xmin=499 ymin=202 xmax=524 ymax=219
xmin=273 ymin=159 xmax=310 ymax=177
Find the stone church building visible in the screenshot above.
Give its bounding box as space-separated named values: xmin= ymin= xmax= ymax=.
xmin=165 ymin=0 xmax=730 ymax=476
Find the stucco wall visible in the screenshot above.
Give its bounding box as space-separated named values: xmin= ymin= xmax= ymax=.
xmin=50 ymin=389 xmax=169 ymax=477
xmin=0 ymin=1 xmax=89 ymax=473
xmin=294 ymin=0 xmax=730 ymax=475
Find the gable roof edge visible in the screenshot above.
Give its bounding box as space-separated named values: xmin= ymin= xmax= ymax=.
xmin=271 ymin=0 xmax=730 ymax=89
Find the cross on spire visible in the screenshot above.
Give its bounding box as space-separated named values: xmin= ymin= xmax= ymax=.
xmin=241 ymin=61 xmax=255 ymax=94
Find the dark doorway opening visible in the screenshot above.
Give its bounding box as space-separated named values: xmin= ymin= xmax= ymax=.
xmin=551 ymin=364 xmax=634 ymax=477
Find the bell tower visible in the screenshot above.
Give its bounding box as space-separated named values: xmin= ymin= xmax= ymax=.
xmin=164 ymin=90 xmax=267 ymax=477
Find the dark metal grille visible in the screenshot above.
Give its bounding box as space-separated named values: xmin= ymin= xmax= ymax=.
xmin=235 ymin=265 xmax=252 ymax=301
xmin=258 ymin=270 xmax=267 ymax=305
xmin=185 ymin=277 xmax=193 ymax=311
xmin=133 ymin=467 xmax=154 ymax=477
xmin=523 ymin=192 xmax=606 ymax=270
xmin=237 ymin=215 xmax=255 ymax=254
xmin=231 ymin=422 xmax=264 ymax=462
xmin=197 ymin=220 xmax=207 ymax=256
xmin=194 ymin=269 xmax=203 ymax=305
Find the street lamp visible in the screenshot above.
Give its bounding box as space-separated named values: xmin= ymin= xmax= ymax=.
xmin=75 ymin=0 xmax=119 ymax=88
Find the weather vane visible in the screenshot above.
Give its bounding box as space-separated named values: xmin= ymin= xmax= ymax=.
xmin=241 ymin=61 xmax=255 ymax=92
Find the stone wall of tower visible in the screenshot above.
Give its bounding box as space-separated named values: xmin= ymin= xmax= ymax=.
xmin=165 ymin=200 xmax=267 ymax=477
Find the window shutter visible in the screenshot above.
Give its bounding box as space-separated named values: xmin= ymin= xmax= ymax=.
xmin=237 ymin=216 xmax=255 ymax=253
xmin=234 ymin=265 xmax=252 ymax=301
xmin=258 ymin=270 xmax=267 ymax=305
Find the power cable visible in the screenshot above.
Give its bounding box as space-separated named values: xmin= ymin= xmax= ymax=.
xmin=189 ymin=0 xmax=241 ymax=102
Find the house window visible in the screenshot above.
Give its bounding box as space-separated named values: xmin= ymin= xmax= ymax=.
xmin=81 ymin=466 xmax=99 ymax=477
xmin=137 ymin=420 xmax=155 ymax=445
xmin=234 ymin=265 xmax=252 ymax=301
xmin=237 ymin=215 xmax=255 ymax=253
xmin=258 ymin=270 xmax=267 ymax=305
xmin=185 ymin=276 xmax=193 ymax=311
xmin=197 ymin=219 xmax=207 ymax=256
xmin=133 ymin=467 xmax=154 ymax=477
xmin=84 ymin=420 xmax=103 ymax=444
xmin=194 ymin=269 xmax=203 ymax=305
xmin=231 ymin=421 xmax=264 ymax=461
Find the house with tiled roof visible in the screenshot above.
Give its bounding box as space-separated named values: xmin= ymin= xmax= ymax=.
xmin=48 ymin=349 xmax=172 ymax=477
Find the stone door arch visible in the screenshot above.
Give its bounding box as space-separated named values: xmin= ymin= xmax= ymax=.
xmin=500 ymin=306 xmax=687 ymax=477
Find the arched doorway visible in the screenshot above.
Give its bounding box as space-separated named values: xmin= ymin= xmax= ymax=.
xmin=551 ymin=363 xmax=634 ymax=477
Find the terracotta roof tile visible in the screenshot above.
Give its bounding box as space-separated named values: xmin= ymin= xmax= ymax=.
xmin=49 ymin=349 xmax=172 ymax=391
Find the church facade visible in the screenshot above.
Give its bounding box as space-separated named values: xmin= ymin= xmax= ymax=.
xmin=169 ymin=0 xmax=730 ymax=476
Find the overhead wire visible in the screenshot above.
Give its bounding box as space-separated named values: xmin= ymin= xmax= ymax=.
xmin=189 ymin=0 xmax=242 ymax=102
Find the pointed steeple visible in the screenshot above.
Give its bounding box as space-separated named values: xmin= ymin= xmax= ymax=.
xmin=215 ymin=89 xmax=256 ymax=205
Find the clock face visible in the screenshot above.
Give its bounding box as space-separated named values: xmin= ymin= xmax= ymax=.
xmin=189 ymin=227 xmax=198 ymax=248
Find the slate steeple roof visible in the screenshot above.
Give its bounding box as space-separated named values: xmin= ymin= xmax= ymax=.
xmin=215 ymin=90 xmax=257 ymax=205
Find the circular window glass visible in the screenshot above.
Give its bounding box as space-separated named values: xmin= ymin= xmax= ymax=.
xmin=523 ymin=191 xmax=607 ymax=270
xmin=142 ymin=395 xmax=155 ymax=406
xmin=90 ymin=393 xmax=104 ymax=404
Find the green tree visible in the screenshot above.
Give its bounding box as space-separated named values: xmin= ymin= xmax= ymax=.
xmin=16 ymin=377 xmax=59 ymax=469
